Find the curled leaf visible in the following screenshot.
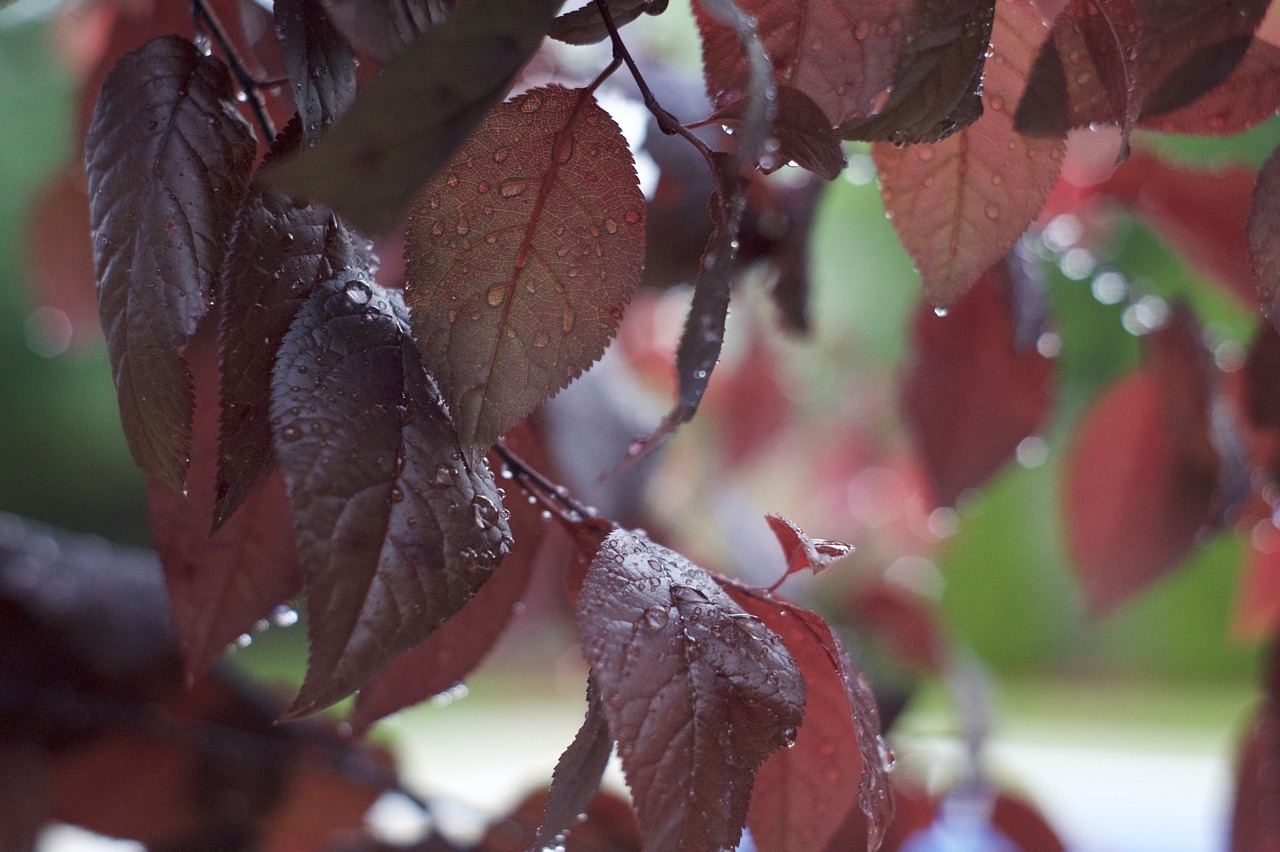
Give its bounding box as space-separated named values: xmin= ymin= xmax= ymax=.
xmin=763 ymin=514 xmax=853 ymax=592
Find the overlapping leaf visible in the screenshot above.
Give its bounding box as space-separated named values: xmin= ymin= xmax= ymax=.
xmin=900 ymin=259 xmax=1054 ymax=506
xmin=840 ymin=0 xmax=995 ymax=144
xmin=577 ymin=530 xmax=805 ymax=851
xmin=404 ymin=85 xmax=644 ymax=448
xmin=267 ymin=0 xmax=560 ymax=235
xmin=271 ymin=276 xmax=512 ymax=716
xmin=1141 ymin=36 xmax=1280 ymax=135
xmin=1250 ymin=143 xmax=1280 ymax=329
xmin=275 ymin=0 xmax=357 ymax=142
xmin=874 ymin=0 xmax=1064 ymax=306
xmin=551 ymin=0 xmax=670 ymax=45
xmin=712 ymin=86 xmax=846 ymax=179
xmin=85 ymin=35 xmax=256 ymax=490
xmin=320 ymin=0 xmax=454 ymax=62
xmin=217 ymin=119 xmax=375 ymax=528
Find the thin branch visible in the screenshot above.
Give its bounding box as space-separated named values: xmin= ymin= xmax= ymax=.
xmin=192 ymin=0 xmax=276 ymax=141
xmin=493 ymin=441 xmax=595 ymax=523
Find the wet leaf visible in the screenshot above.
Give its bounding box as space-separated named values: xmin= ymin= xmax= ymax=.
xmin=150 ymin=326 xmax=301 ymax=682
xmin=839 ymin=0 xmax=995 ymax=144
xmin=577 ymin=529 xmax=805 ymax=852
xmin=1251 ymin=144 xmax=1280 ymax=330
xmin=85 ymin=35 xmax=256 ymax=490
xmin=534 ymin=676 xmax=614 ymax=851
xmin=696 ymin=0 xmax=909 ymax=128
xmin=1140 ymin=36 xmax=1280 ymax=135
xmin=266 ymin=0 xmax=560 ymax=235
xmin=551 ymin=0 xmax=669 ymax=45
xmin=404 ymin=85 xmax=644 ymax=448
xmin=713 ymin=85 xmax=847 ymax=179
xmin=275 ymin=0 xmax=357 ymax=142
xmin=695 ymin=0 xmax=776 ymax=164
xmin=900 ymin=259 xmax=1054 ymax=506
xmin=1062 ymin=307 xmax=1220 ymax=611
xmin=874 ymin=0 xmax=1064 ymax=306
xmin=763 ymin=514 xmax=853 ymax=591
xmin=718 ymin=582 xmax=892 ymax=852
xmin=216 ymin=118 xmax=375 ymax=529
xmin=271 ymin=276 xmax=512 ymax=716
xmin=320 ymin=0 xmax=455 ymax=62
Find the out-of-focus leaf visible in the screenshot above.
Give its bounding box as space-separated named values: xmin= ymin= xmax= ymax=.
xmin=577 ymin=529 xmax=804 ymax=851
xmin=275 ymin=0 xmax=357 ymax=142
xmin=320 ymin=0 xmax=455 ymax=62
xmin=151 ymin=326 xmax=301 ymax=682
xmin=85 ymin=35 xmax=256 ymax=490
xmin=839 ymin=0 xmax=995 ymax=144
xmin=1141 ymin=37 xmax=1280 ymax=135
xmin=900 ymin=259 xmax=1054 ymax=506
xmin=216 ymin=118 xmax=375 ymax=529
xmin=271 ymin=277 xmax=512 ymax=716
xmin=763 ymin=514 xmax=853 ymax=591
xmin=719 ymin=582 xmax=891 ymax=852
xmin=847 ymin=580 xmax=947 ymax=674
xmin=1251 ymin=143 xmax=1280 ymax=329
xmin=534 ymin=676 xmax=614 ymax=851
xmin=713 ymin=85 xmax=847 ymax=179
xmin=1231 ymin=646 xmax=1280 ymax=851
xmin=25 ymin=165 xmax=100 ymax=352
xmin=874 ymin=0 xmax=1064 ymax=306
xmin=550 ymin=0 xmax=669 ymax=45
xmin=697 ymin=0 xmax=909 ymax=128
xmin=404 ymin=85 xmax=644 ymax=448
xmin=1062 ymin=307 xmax=1220 ymax=611
xmin=266 ymin=0 xmax=561 ymax=235
xmin=480 ymin=788 xmax=641 ymax=852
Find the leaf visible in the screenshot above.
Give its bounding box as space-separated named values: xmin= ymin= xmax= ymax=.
xmin=900 ymin=258 xmax=1054 ymax=506
xmin=1062 ymin=307 xmax=1220 ymax=611
xmin=271 ymin=276 xmax=513 ymax=716
xmin=266 ymin=0 xmax=561 ymax=236
xmin=1231 ymin=648 xmax=1280 ymax=852
xmin=1071 ymin=0 xmax=1143 ymax=157
xmin=85 ymin=35 xmax=256 ymax=490
xmin=551 ymin=0 xmax=669 ymax=46
xmin=25 ymin=166 xmax=101 ymax=353
xmin=275 ymin=0 xmax=358 ymax=143
xmin=150 ymin=325 xmax=301 ymax=682
xmin=404 ymin=85 xmax=645 ymax=448
xmin=1233 ymin=512 xmax=1280 ymax=639
xmin=696 ymin=0 xmax=909 ymax=128
xmin=874 ymin=0 xmax=1064 ymax=306
xmin=1252 ymin=144 xmax=1280 ymax=330
xmin=534 ymin=676 xmax=614 ymax=851
xmin=838 ymin=0 xmax=995 ymax=144
xmin=718 ymin=582 xmax=893 ymax=852
xmin=713 ymin=85 xmax=847 ymax=180
xmin=695 ymin=0 xmax=776 ymax=164
xmin=320 ymin=0 xmax=455 ymax=63
xmin=480 ymin=788 xmax=642 ymax=852
xmin=847 ymin=580 xmax=947 ymax=673
xmin=1140 ymin=36 xmax=1280 ymax=135
xmin=576 ymin=529 xmax=805 ymax=851
xmin=763 ymin=514 xmax=853 ymax=592
xmin=216 ymin=119 xmax=375 ymax=529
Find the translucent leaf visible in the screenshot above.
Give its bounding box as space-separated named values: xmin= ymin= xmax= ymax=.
xmin=577 ymin=529 xmax=805 ymax=851
xmin=271 ymin=276 xmax=512 ymax=716
xmin=404 ymin=85 xmax=644 ymax=448
xmin=275 ymin=0 xmax=357 ymax=142
xmin=85 ymin=35 xmax=256 ymax=490
xmin=873 ymin=0 xmax=1064 ymax=306
xmin=1140 ymin=37 xmax=1280 ymax=136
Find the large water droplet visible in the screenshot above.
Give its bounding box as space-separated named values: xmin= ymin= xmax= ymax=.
xmin=472 ymin=495 xmax=500 ymax=529
xmin=280 ymin=424 xmax=303 ymax=442
xmin=487 ymin=285 xmax=507 ymax=307
xmin=643 ymin=605 xmax=670 ymax=630
xmin=499 ymin=180 xmax=528 ymax=198
xmin=344 ymin=279 xmax=372 ymax=305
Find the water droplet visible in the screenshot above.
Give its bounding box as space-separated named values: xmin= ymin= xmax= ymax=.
xmin=534 ymin=331 xmax=549 ymax=348
xmin=917 ymin=147 xmax=935 ymax=162
xmin=604 ymin=218 xmax=618 ymax=234
xmin=429 ymin=195 xmax=440 ymax=209
xmin=344 ymin=279 xmax=372 ymax=305
xmin=446 ymin=173 xmax=459 ymax=187
xmin=500 ymin=180 xmax=528 ymax=198
xmin=434 ymin=463 xmax=458 ymax=487
xmin=855 ymin=19 xmax=870 ymax=39
xmin=989 ymin=94 xmax=1004 ymax=112
xmin=810 ymin=36 xmax=824 ymax=50
xmin=456 ymin=218 xmax=470 ymax=235
xmin=521 ymin=91 xmax=543 ymax=112
xmin=643 ymin=605 xmax=670 ymax=629
xmin=876 ymin=736 xmax=896 ymax=772
xmin=553 ymin=134 xmax=574 ymax=164
xmin=487 ymin=285 xmax=507 ymax=307
xmin=783 ymin=727 xmax=798 ymax=747
xmin=390 ymin=485 xmax=405 ymax=503
xmin=984 ymin=203 xmax=1000 ymax=220
xmin=933 ymin=307 xmax=949 ymax=317
xmin=625 ymin=211 xmax=641 ymax=224
xmin=472 ymin=495 xmax=500 ymax=529
xmin=281 ymin=425 xmax=302 ymax=442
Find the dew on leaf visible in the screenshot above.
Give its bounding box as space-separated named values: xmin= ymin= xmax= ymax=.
xmin=487 ymin=285 xmax=507 ymax=307
xmin=499 ymin=180 xmax=528 ymax=198
xmin=471 ymin=494 xmax=501 ymax=529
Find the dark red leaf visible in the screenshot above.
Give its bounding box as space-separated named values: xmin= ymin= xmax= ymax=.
xmin=763 ymin=514 xmax=854 ymax=591
xmin=266 ymin=0 xmax=560 ymax=235
xmin=319 ymin=0 xmax=454 ymax=63
xmin=847 ymin=581 xmax=947 ymax=674
xmin=874 ymin=0 xmax=1064 ymax=306
xmin=275 ymin=0 xmax=357 ymax=143
xmin=719 ymin=582 xmax=893 ymax=852
xmin=1252 ymin=144 xmax=1280 ymax=330
xmin=24 ymin=165 xmax=101 ymax=353
xmin=839 ymin=0 xmax=995 ymax=144
xmin=404 ymin=85 xmax=644 ymax=448
xmin=713 ymin=85 xmax=847 ymax=180
xmin=1233 ymin=513 xmax=1280 ymax=640
xmin=737 ymin=172 xmax=826 ymax=334
xmin=216 ymin=119 xmax=376 ymax=529
xmin=1072 ymin=0 xmax=1143 ymax=156
xmin=150 ymin=326 xmax=301 ymax=682
xmin=534 ymin=676 xmax=614 ymax=851
xmin=1140 ymin=36 xmax=1280 ymax=135
xmin=900 ymin=259 xmax=1054 ymax=507
xmin=550 ymin=0 xmax=669 ymax=45
xmin=0 ymin=738 xmax=47 ymax=851
xmin=1062 ymin=308 xmax=1219 ymax=611
xmin=696 ymin=0 xmax=908 ymax=129
xmin=480 ymin=788 xmax=641 ymax=852
xmin=1231 ymin=646 xmax=1280 ymax=851
xmin=85 ymin=35 xmax=256 ymax=491
xmin=1103 ymin=151 xmax=1256 ymax=307
xmin=576 ymin=530 xmax=805 ymax=851
xmin=694 ymin=0 xmax=776 ymax=164
xmin=271 ymin=277 xmax=513 ymax=716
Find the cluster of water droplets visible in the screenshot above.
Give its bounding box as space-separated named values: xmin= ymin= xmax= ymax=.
xmin=226 ymin=603 xmax=301 ymax=653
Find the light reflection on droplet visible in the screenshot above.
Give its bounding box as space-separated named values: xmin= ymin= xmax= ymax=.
xmin=1015 ymin=435 xmax=1049 ymax=468
xmin=1058 ymin=246 xmax=1096 ymax=280
xmin=1090 ymin=270 xmax=1128 ymax=304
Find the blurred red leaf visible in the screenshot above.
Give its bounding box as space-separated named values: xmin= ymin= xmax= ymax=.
xmin=874 ymin=0 xmax=1065 ymax=306
xmin=1251 ymin=143 xmax=1280 ymax=328
xmin=763 ymin=514 xmax=854 ymax=592
xmin=847 ymin=581 xmax=947 ymax=674
xmin=1231 ymin=646 xmax=1280 ymax=852
xmin=24 ymin=166 xmax=100 ymax=353
xmin=1141 ymin=36 xmax=1280 ymax=135
xmin=1234 ymin=511 xmax=1280 ymax=640
xmin=479 ymin=788 xmax=641 ymax=852
xmin=900 ymin=259 xmax=1054 ymax=507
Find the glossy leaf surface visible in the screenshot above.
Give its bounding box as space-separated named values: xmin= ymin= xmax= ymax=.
xmin=405 ymin=85 xmax=644 ymax=448
xmin=275 ymin=0 xmax=357 ymax=142
xmin=534 ymin=676 xmax=614 ymax=851
xmin=577 ymin=530 xmax=805 ymax=851
xmin=85 ymin=35 xmax=256 ymax=489
xmin=272 ymin=277 xmax=512 ymax=716
xmin=763 ymin=514 xmax=854 ymax=590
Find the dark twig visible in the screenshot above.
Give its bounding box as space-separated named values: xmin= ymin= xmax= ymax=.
xmin=493 ymin=441 xmax=595 ymax=524
xmin=192 ymin=0 xmax=276 ymax=141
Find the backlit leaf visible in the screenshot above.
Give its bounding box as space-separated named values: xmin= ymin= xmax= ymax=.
xmin=271 ymin=276 xmax=512 ymax=716
xmin=577 ymin=529 xmax=805 ymax=851
xmin=534 ymin=676 xmax=614 ymax=851
xmin=216 ymin=119 xmax=375 ymax=529
xmin=763 ymin=514 xmax=853 ymax=592
xmin=551 ymin=0 xmax=669 ymax=45
xmin=874 ymin=0 xmax=1064 ymax=306
xmin=900 ymin=259 xmax=1054 ymax=506
xmin=1140 ymin=36 xmax=1280 ymax=135
xmin=1251 ymin=143 xmax=1280 ymax=329
xmin=719 ymin=582 xmax=892 ymax=852
xmin=85 ymin=35 xmax=256 ymax=490
xmin=696 ymin=0 xmax=909 ymax=128
xmin=266 ymin=0 xmax=560 ymax=235
xmin=275 ymin=0 xmax=357 ymax=142
xmin=404 ymin=85 xmax=644 ymax=448
xmin=839 ymin=0 xmax=995 ymax=144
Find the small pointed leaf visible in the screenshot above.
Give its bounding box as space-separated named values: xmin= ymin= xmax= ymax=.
xmin=534 ymin=675 xmax=614 ymax=851
xmin=275 ymin=0 xmax=357 ymax=142
xmin=763 ymin=514 xmax=853 ymax=592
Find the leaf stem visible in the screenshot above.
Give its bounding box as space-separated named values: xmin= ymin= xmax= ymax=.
xmin=493 ymin=441 xmax=595 ymax=523
xmin=192 ymin=0 xmax=276 ymax=141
